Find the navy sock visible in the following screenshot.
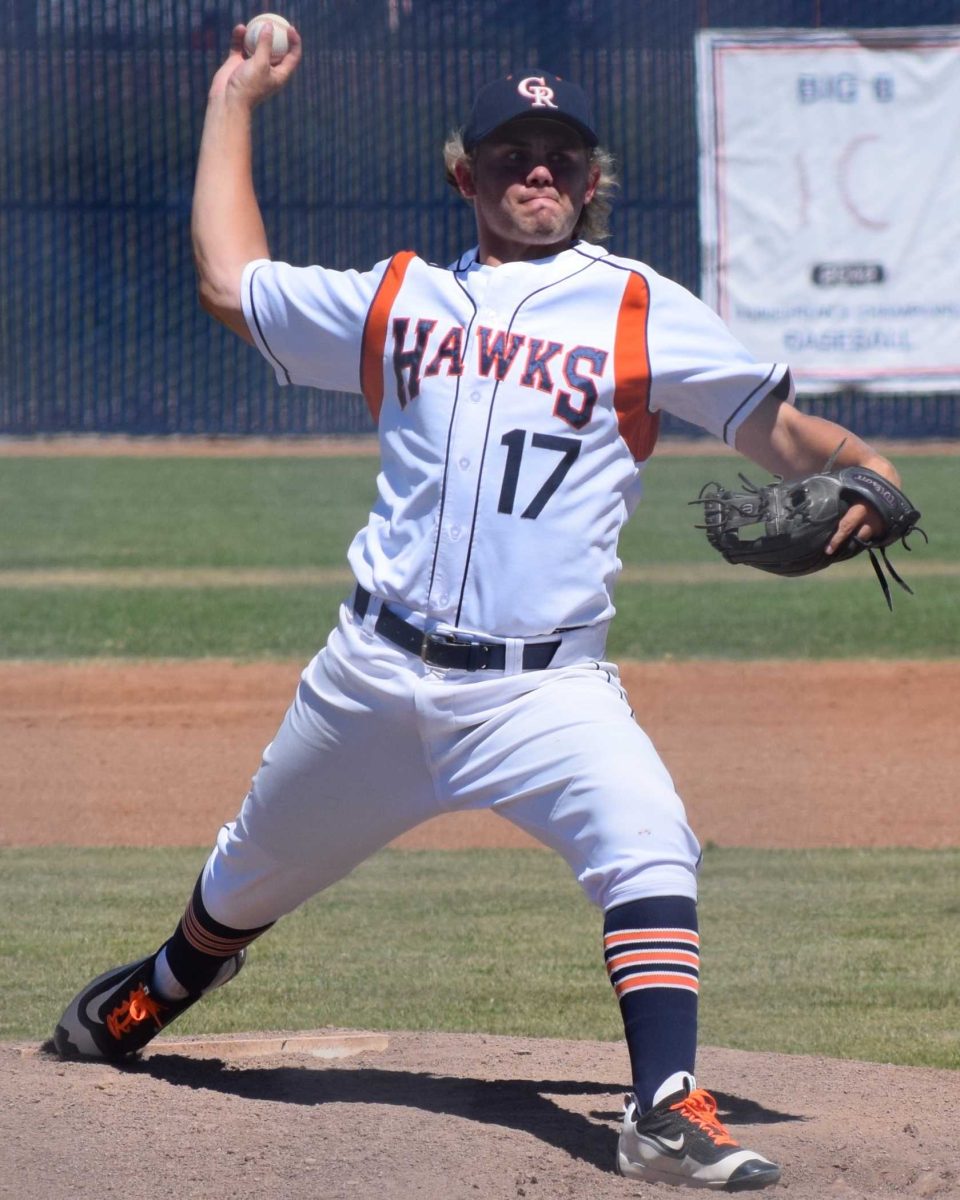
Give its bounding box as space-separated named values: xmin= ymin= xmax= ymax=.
xmin=603 ymin=895 xmax=699 ymax=1112
xmin=162 ymin=874 xmax=274 ymax=994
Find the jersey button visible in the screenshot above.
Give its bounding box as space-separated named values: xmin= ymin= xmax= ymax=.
xmin=470 ymin=391 xmax=481 ymax=402
xmin=458 ymin=457 xmax=470 ymax=470
xmin=449 ymin=525 xmax=462 ymax=540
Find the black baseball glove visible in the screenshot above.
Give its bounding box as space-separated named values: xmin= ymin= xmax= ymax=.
xmin=693 ymin=452 xmax=926 ymax=608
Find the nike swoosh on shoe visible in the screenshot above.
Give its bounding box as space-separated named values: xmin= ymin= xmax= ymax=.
xmin=646 ymin=1133 xmax=686 ymax=1155
xmin=82 ymin=965 xmax=138 ymax=1028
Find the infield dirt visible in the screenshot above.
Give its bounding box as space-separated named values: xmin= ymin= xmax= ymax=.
xmin=2 ymin=657 xmax=958 ymax=1199
xmin=3 ymin=658 xmax=955 ymax=849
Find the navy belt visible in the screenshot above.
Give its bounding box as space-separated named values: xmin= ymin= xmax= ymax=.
xmin=353 ymin=586 xmax=560 ymax=672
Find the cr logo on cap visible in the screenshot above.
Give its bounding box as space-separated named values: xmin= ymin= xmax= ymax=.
xmin=517 ymin=76 xmax=558 ymax=109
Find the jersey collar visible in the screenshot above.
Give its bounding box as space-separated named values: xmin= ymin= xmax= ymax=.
xmin=451 ymin=240 xmax=608 ymax=277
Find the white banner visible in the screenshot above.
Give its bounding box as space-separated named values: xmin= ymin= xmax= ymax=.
xmin=696 ymin=28 xmax=960 ymax=391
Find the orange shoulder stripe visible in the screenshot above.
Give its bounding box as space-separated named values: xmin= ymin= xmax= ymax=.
xmin=613 ymin=270 xmax=659 ymax=462
xmin=360 ymin=250 xmax=417 ymax=423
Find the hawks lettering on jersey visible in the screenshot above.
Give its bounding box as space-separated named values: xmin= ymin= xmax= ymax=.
xmin=392 ymin=316 xmax=606 ymax=429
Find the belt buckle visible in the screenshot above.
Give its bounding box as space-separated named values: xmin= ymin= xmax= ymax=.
xmin=421 ymin=631 xmax=489 ymax=671
xmin=420 ymin=631 xmax=452 ymax=667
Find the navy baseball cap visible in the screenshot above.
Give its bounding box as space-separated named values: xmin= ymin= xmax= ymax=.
xmin=463 ymin=70 xmax=599 ymax=151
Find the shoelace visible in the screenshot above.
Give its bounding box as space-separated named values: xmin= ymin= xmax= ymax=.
xmin=105 ymin=984 xmax=166 ymax=1040
xmin=670 ymin=1089 xmax=739 ymax=1148
xmin=854 ymin=533 xmax=927 ymax=611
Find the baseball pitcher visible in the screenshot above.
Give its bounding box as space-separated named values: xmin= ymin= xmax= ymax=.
xmin=54 ymin=22 xmax=911 ymax=1191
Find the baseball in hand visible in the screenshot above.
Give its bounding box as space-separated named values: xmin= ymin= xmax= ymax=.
xmin=243 ymin=13 xmax=291 ymax=63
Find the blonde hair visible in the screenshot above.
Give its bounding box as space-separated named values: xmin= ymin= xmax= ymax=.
xmin=442 ymin=128 xmax=618 ymax=244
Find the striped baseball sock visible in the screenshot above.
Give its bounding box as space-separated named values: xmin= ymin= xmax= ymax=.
xmin=603 ymin=895 xmax=700 ymax=1112
xmin=154 ymin=874 xmax=274 ymax=998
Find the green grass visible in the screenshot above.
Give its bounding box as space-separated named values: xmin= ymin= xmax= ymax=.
xmin=0 ymin=575 xmax=954 ymax=659
xmin=2 ymin=846 xmax=957 ymax=1069
xmin=0 ymin=453 xmax=955 ymax=659
xmin=698 ymin=848 xmax=960 ymax=1067
xmin=0 ymin=457 xmax=375 ymax=569
xmin=609 ymin=575 xmax=958 ymax=658
xmin=0 ymin=586 xmax=345 ymax=658
xmin=1 ymin=453 xmax=953 ymax=569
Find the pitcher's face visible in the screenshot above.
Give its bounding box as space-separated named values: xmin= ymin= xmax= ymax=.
xmin=459 ymin=119 xmax=599 ymax=263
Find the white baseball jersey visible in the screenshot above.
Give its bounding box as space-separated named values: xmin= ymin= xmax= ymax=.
xmin=242 ymin=241 xmax=791 ymax=639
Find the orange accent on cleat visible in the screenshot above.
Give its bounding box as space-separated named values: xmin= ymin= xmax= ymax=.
xmin=105 ymin=984 xmax=166 ymax=1040
xmin=670 ymin=1088 xmax=739 ymax=1148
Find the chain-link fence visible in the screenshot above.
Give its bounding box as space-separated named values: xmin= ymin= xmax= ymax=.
xmin=2 ymin=0 xmax=958 ymax=436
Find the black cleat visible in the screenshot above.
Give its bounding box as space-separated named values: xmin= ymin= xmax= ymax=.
xmin=52 ymin=949 xmax=245 ymax=1060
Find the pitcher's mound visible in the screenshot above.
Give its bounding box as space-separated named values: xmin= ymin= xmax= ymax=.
xmin=4 ymin=1030 xmax=956 ymax=1199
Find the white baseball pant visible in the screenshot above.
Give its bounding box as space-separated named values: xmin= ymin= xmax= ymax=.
xmin=200 ymin=601 xmax=701 ymax=928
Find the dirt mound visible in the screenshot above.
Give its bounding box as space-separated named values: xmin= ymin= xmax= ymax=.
xmin=4 ymin=1030 xmax=957 ymax=1199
